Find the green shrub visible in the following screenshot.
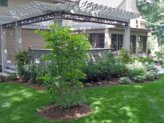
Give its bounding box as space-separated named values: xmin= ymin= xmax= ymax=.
xmin=8 ymin=73 xmax=17 ymax=81
xmin=119 ymin=77 xmax=132 ymax=84
xmin=132 ymin=76 xmax=145 ymax=83
xmin=99 ymin=53 xmax=127 ymax=77
xmin=35 ymin=65 xmax=50 ymax=84
xmin=119 ymin=48 xmax=132 ymax=63
xmin=83 ymin=53 xmax=127 ymax=82
xmin=15 ymin=51 xmax=30 ymax=66
xmin=155 ymin=51 xmax=164 ymax=65
xmin=83 ymin=62 xmax=102 ymax=82
xmin=15 ymin=51 xmax=30 ymax=78
xmin=144 ymin=72 xmax=155 ymax=81
xmin=36 ymin=24 xmax=91 ymax=108
xmin=136 ymin=57 xmax=154 ymax=64
xmin=113 ymin=61 xmax=127 ymax=77
xmin=15 ymin=51 xmax=30 ymax=80
xmin=144 ymin=63 xmax=158 ymax=72
xmin=149 ymin=70 xmax=160 ymax=79
xmin=126 ymin=61 xmax=146 ymax=78
xmin=23 ymin=64 xmax=39 ymax=83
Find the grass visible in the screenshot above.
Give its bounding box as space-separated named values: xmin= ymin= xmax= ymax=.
xmin=0 ymin=75 xmax=164 ymax=123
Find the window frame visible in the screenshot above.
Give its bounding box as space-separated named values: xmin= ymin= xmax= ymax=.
xmin=89 ymin=33 xmax=105 ymax=48
xmin=111 ymin=34 xmax=123 ymax=51
xmin=130 ymin=35 xmax=136 ymax=53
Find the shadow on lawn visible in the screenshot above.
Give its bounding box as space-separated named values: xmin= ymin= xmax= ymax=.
xmin=0 ymin=76 xmax=164 ymax=123
xmin=81 ymin=96 xmax=141 ymax=123
xmin=0 ymin=83 xmax=143 ymax=123
xmin=0 ymin=83 xmax=145 ymax=123
xmin=0 ymin=83 xmax=50 ymax=123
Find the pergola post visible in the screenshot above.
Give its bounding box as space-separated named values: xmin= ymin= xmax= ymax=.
xmin=15 ymin=23 xmax=22 ymax=52
xmin=104 ymin=28 xmax=112 ymax=49
xmin=136 ymin=35 xmax=140 ymax=55
xmin=123 ymin=22 xmax=131 ymax=50
xmin=1 ymin=26 xmax=7 ymax=72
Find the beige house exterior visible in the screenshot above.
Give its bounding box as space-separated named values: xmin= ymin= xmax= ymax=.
xmin=0 ymin=0 xmax=148 ymax=65
xmin=0 ymin=0 xmax=52 ymax=63
xmin=70 ymin=21 xmax=148 ymax=54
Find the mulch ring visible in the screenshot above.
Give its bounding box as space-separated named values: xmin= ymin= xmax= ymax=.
xmin=38 ymin=104 xmax=92 ymax=121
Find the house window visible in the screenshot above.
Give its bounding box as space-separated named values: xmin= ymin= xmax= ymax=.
xmin=130 ymin=35 xmax=136 ymax=53
xmin=111 ymin=34 xmax=123 ymax=51
xmin=139 ymin=36 xmax=147 ymax=53
xmin=89 ymin=33 xmax=104 ymax=48
xmin=0 ymin=0 xmax=8 ymax=6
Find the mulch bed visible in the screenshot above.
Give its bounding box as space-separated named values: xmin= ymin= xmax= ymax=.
xmin=38 ymin=104 xmax=92 ymax=121
xmin=84 ymin=78 xmax=120 ymax=87
xmin=3 ymin=78 xmax=121 ymax=89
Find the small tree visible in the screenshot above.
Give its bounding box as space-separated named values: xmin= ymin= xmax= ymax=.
xmin=36 ymin=25 xmax=91 ymax=108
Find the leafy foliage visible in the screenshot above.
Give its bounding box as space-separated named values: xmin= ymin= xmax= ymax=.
xmin=155 ymin=50 xmax=164 ymax=64
xmin=119 ymin=48 xmax=133 ymax=63
xmin=83 ymin=53 xmax=127 ymax=82
xmin=126 ymin=61 xmax=146 ymax=78
xmin=132 ymin=75 xmax=145 ymax=83
xmin=15 ymin=51 xmax=30 ymax=79
xmin=36 ymin=24 xmax=91 ymax=108
xmin=119 ymin=77 xmax=132 ymax=84
xmin=144 ymin=72 xmax=156 ymax=81
xmin=137 ymin=0 xmax=164 ymax=44
xmin=144 ymin=63 xmax=158 ymax=72
xmin=7 ymin=73 xmax=17 ymax=81
xmin=136 ymin=57 xmax=154 ymax=64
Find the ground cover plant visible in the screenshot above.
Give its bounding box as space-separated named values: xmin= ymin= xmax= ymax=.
xmin=0 ymin=75 xmax=164 ymax=123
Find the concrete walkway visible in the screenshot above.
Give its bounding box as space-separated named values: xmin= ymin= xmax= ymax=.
xmin=156 ymin=66 xmax=164 ymax=74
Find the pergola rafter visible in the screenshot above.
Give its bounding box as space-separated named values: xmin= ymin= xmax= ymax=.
xmin=0 ymin=1 xmax=140 ymax=27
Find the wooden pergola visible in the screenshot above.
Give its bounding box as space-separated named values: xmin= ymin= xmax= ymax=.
xmin=0 ymin=0 xmax=140 ymax=72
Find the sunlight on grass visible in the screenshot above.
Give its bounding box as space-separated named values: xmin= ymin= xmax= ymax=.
xmin=120 ymin=106 xmax=138 ymax=122
xmin=133 ymin=85 xmax=144 ymax=89
xmin=1 ymin=102 xmax=11 ymax=108
xmin=0 ymin=75 xmax=164 ymax=123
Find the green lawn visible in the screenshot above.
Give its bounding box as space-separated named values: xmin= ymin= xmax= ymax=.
xmin=0 ymin=75 xmax=164 ymax=123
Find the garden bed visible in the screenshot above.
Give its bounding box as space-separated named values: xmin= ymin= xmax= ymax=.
xmin=84 ymin=77 xmax=159 ymax=88
xmin=9 ymin=76 xmax=160 ymax=89
xmin=38 ymin=104 xmax=92 ymax=121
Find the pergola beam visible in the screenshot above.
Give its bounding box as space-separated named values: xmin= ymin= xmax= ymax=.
xmin=2 ymin=11 xmax=128 ymax=28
